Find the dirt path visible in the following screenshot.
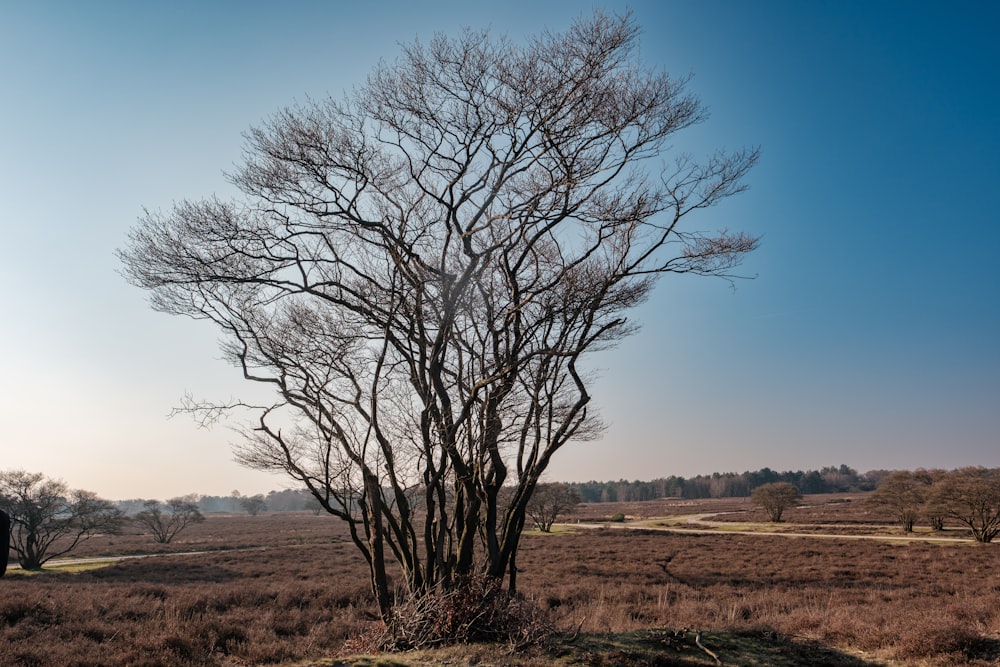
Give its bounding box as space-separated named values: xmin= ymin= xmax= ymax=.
xmin=571 ymin=515 xmax=975 ymax=544
xmin=5 ymin=546 xmax=270 ymax=572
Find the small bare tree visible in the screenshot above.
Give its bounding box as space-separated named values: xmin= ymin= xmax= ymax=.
xmin=751 ymin=482 xmax=801 ymax=522
xmin=240 ymin=494 xmax=267 ymax=516
xmin=926 ymin=467 xmax=1000 ymax=543
xmin=526 ymin=483 xmax=580 ymax=532
xmin=134 ymin=496 xmax=205 ymax=544
xmin=866 ymin=470 xmax=931 ymax=532
xmin=120 ymin=10 xmax=758 ymax=631
xmin=0 ymin=470 xmax=124 ymax=570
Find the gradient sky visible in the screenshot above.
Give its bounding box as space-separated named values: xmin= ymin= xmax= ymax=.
xmin=2 ymin=1 xmax=997 ymax=500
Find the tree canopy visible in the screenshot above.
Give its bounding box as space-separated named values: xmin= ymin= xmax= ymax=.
xmin=120 ymin=10 xmax=758 ymax=630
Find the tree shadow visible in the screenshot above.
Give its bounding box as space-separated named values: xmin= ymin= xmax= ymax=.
xmin=967 ymin=637 xmax=1000 ymax=663
xmin=701 ymin=627 xmax=882 ymax=666
xmin=545 ymin=628 xmax=885 ymax=666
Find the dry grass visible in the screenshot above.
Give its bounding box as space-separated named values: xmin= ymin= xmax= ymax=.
xmin=62 ymin=512 xmax=341 ymax=559
xmin=517 ymin=529 xmax=1000 ymax=665
xmin=2 ymin=516 xmax=378 ymax=666
xmin=2 ymin=504 xmax=999 ymax=665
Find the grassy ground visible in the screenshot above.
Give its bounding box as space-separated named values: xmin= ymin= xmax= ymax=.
xmin=6 ymin=560 xmax=118 ymax=575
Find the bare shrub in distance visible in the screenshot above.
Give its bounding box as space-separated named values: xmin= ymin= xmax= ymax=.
xmin=119 ymin=10 xmax=759 ymax=627
xmin=526 ymin=483 xmax=580 ymax=532
xmin=240 ymin=494 xmax=267 ymax=516
xmin=751 ymin=482 xmax=802 ymax=522
xmin=134 ymin=496 xmax=205 ymax=544
xmin=865 ymin=469 xmax=932 ymax=532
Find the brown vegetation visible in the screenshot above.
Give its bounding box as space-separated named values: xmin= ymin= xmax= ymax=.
xmin=2 ymin=507 xmax=999 ymax=665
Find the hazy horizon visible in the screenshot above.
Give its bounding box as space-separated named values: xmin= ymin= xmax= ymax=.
xmin=2 ymin=1 xmax=997 ymax=500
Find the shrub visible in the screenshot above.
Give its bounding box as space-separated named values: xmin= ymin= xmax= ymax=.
xmin=751 ymin=482 xmax=802 ymax=522
xmin=133 ymin=497 xmax=205 ymax=544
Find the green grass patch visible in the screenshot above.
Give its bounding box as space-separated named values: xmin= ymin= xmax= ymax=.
xmin=6 ymin=560 xmax=117 ymax=576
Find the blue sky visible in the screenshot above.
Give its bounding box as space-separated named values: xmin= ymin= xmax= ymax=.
xmin=2 ymin=1 xmax=997 ymax=499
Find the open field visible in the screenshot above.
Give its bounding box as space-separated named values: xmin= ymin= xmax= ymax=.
xmin=2 ymin=497 xmax=999 ymax=665
xmin=573 ymin=494 xmax=984 ymax=541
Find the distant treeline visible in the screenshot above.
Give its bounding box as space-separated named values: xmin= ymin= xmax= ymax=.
xmin=117 ymin=465 xmax=883 ymax=512
xmin=566 ymin=464 xmax=882 ymax=502
xmin=118 ymin=488 xmax=321 ymax=515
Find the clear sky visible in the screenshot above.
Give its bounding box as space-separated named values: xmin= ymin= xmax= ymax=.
xmin=2 ymin=1 xmax=997 ymax=500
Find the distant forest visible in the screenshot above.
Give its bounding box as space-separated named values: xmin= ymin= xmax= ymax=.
xmin=565 ymin=465 xmax=883 ymax=503
xmin=118 ymin=465 xmax=881 ymax=514
xmin=117 ymin=488 xmax=322 ymax=515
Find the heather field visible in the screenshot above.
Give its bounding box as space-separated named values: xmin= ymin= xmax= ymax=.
xmin=3 ymin=496 xmax=999 ymax=666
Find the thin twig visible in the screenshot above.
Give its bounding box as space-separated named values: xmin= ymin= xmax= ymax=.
xmin=564 ymin=615 xmax=588 ymax=643
xmin=695 ymin=630 xmax=722 ymax=666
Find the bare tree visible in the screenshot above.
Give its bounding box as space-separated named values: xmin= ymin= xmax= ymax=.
xmin=751 ymin=482 xmax=801 ymax=522
xmin=526 ymin=483 xmax=580 ymax=532
xmin=120 ymin=11 xmax=758 ymax=625
xmin=240 ymin=494 xmax=267 ymax=516
xmin=134 ymin=497 xmax=205 ymax=544
xmin=866 ymin=470 xmax=931 ymax=532
xmin=0 ymin=470 xmax=124 ymax=570
xmin=926 ymin=467 xmax=1000 ymax=543
xmin=914 ymin=468 xmax=949 ymax=531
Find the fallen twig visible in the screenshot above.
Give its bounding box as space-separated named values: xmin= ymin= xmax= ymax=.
xmin=564 ymin=615 xmax=587 ymax=643
xmin=695 ymin=630 xmax=722 ymax=666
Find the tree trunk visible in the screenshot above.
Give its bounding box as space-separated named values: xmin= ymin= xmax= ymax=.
xmin=0 ymin=510 xmax=8 ymax=577
xmin=364 ymin=474 xmax=392 ymax=619
xmin=507 ymin=550 xmax=517 ymax=595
